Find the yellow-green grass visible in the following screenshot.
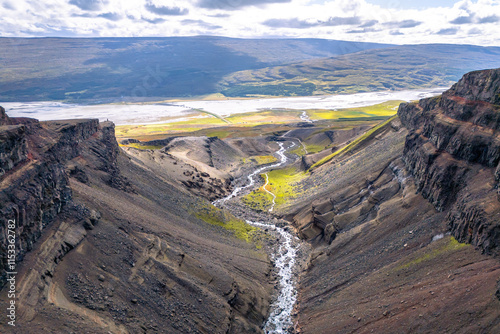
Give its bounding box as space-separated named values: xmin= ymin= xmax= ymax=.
xmin=115 ymin=110 xmax=303 ymax=140
xmin=307 ymin=100 xmax=403 ymax=120
xmin=264 ymin=166 xmax=307 ymax=208
xmin=242 ymin=189 xmax=274 ymax=211
xmin=115 ymin=106 xmax=393 ymax=143
xmin=310 ymin=115 xmax=397 ymax=170
xmin=120 ymin=143 xmax=164 ymax=150
xmin=396 ymin=237 xmax=468 ymax=271
xmin=115 ymin=115 xmax=226 ymax=138
xmin=289 ymin=144 xmax=307 ymax=157
xmin=247 ymin=155 xmax=278 ymax=165
xmin=226 ymin=110 xmax=302 ymax=125
xmin=302 ymin=143 xmax=329 ymax=154
xmin=192 ymin=108 xmax=230 ymax=124
xmin=194 ymin=205 xmax=259 ymax=244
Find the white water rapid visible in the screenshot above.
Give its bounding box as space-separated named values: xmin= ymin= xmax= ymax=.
xmin=246 ymin=221 xmax=298 ymax=333
xmin=213 ymin=141 xmax=300 ymax=333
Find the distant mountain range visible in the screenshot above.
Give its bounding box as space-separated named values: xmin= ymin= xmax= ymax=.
xmin=1 ymin=37 xmax=499 ymax=102
xmin=220 ymin=44 xmax=500 ymax=96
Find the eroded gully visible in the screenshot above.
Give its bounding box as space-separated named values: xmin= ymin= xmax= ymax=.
xmin=213 ymin=141 xmax=304 ymax=334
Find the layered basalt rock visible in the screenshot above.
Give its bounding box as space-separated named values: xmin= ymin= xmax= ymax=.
xmin=0 ymin=125 xmax=27 ymax=175
xmin=0 ymin=110 xmax=130 ymax=288
xmin=0 ymin=107 xmax=272 ymax=333
xmin=399 ymin=67 xmax=500 ymax=255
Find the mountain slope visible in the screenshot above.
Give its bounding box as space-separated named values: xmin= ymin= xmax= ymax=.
xmin=271 ymin=68 xmax=500 ymax=333
xmin=0 ymin=107 xmax=272 ymax=333
xmin=220 ymin=44 xmax=500 ymax=96
xmin=0 ymin=37 xmax=390 ymax=102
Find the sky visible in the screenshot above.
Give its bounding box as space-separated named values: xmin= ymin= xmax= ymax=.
xmin=0 ymin=0 xmax=499 ymax=45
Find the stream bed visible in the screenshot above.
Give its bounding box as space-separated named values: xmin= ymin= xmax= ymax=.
xmin=213 ymin=141 xmax=303 ymax=333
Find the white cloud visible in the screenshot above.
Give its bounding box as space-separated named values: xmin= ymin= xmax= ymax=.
xmin=0 ymin=0 xmax=498 ymax=45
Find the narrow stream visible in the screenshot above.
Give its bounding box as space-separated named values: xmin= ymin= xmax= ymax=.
xmin=213 ymin=141 xmax=301 ymax=333
xmin=213 ymin=142 xmax=290 ymax=207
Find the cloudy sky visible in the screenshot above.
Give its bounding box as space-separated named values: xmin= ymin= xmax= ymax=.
xmin=1 ymin=0 xmax=499 ymax=45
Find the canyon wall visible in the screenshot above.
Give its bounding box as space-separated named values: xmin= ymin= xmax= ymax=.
xmin=399 ymin=68 xmax=500 ymax=255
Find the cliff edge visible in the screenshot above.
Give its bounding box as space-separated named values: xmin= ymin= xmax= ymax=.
xmin=0 ymin=108 xmax=272 ymax=333
xmin=290 ymin=68 xmax=500 ymax=334
xmin=399 ymin=68 xmax=500 ymax=255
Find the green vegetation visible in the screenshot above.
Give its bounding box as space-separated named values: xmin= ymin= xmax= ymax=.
xmin=195 ymin=205 xmax=259 ymax=244
xmin=242 ymin=167 xmax=305 ymax=211
xmin=115 ymin=116 xmax=226 ymax=139
xmin=310 ymin=115 xmax=397 ymax=170
xmin=248 ymin=155 xmax=278 ymax=165
xmin=303 ymin=143 xmax=329 ymax=154
xmin=193 ymin=108 xmax=230 ymax=124
xmin=115 ymin=110 xmax=301 ymax=141
xmin=242 ymin=189 xmax=274 ymax=211
xmin=289 ymin=144 xmax=308 ymax=157
xmin=120 ymin=143 xmax=164 ymax=150
xmin=220 ymin=44 xmax=500 ymax=98
xmin=222 ymin=83 xmax=316 ymax=97
xmin=3 ymin=38 xmax=500 ymax=101
xmin=308 ymin=100 xmax=403 ymax=120
xmin=0 ymin=37 xmax=391 ymax=102
xmin=262 ymin=166 xmax=306 ymax=208
xmin=397 ymin=237 xmax=469 ymax=271
xmin=225 ymin=110 xmax=302 ymax=125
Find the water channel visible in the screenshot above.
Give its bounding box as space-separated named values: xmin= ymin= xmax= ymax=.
xmin=213 ymin=141 xmax=302 ymax=333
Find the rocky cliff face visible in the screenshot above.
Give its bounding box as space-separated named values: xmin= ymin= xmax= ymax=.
xmin=0 ymin=106 xmax=27 ymax=176
xmin=0 ymin=108 xmax=272 ymax=334
xmin=288 ymin=69 xmax=500 ymax=334
xmin=0 ymin=111 xmax=118 ymax=288
xmin=398 ymin=68 xmax=500 ymax=255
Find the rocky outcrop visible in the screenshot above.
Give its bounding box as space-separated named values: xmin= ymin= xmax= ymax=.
xmin=0 ymin=107 xmax=28 ymax=176
xmin=0 ymin=112 xmax=131 ymax=288
xmin=1 ymin=107 xmax=272 ymax=334
xmin=43 ymin=119 xmax=99 ymax=162
xmin=293 ymin=160 xmax=404 ymax=243
xmin=399 ymin=67 xmax=500 ymax=255
xmin=0 ymin=106 xmax=9 ymax=125
xmin=0 ymin=160 xmax=72 ymax=286
xmin=0 ymin=125 xmax=27 ymax=176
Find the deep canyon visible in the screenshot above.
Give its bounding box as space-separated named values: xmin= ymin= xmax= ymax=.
xmin=1 ymin=68 xmax=500 ymax=334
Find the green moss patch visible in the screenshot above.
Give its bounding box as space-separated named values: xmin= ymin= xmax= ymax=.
xmin=289 ymin=145 xmax=307 ymax=157
xmin=195 ymin=205 xmax=259 ymax=244
xmin=242 ymin=189 xmax=274 ymax=211
xmin=249 ymin=155 xmax=278 ymax=165
xmin=265 ymin=166 xmax=307 ymax=207
xmin=397 ymin=237 xmax=469 ymax=271
xmin=120 ymin=143 xmax=164 ymax=150
xmin=307 ymin=101 xmax=402 ymax=120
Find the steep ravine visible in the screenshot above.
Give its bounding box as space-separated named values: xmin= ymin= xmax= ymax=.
xmin=214 ymin=141 xmax=306 ymax=333
xmin=0 ymin=108 xmax=274 ymax=334
xmin=275 ymin=68 xmax=500 ymax=334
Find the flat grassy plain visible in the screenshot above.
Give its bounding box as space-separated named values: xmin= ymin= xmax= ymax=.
xmin=307 ymin=100 xmax=402 ymax=120
xmin=115 ymin=101 xmax=399 ymax=142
